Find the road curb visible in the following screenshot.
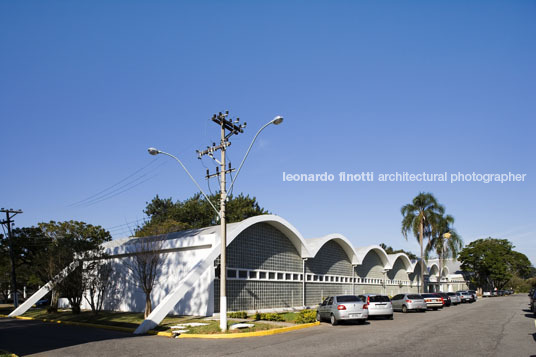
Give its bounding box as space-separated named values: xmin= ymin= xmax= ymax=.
xmin=177 ymin=321 xmax=320 ymax=339
xmin=0 ymin=314 xmax=320 ymax=338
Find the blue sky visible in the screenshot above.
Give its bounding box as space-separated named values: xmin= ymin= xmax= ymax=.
xmin=1 ymin=1 xmax=535 ymax=264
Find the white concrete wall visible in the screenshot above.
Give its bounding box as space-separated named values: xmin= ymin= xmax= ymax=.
xmin=80 ymin=245 xmax=214 ymax=316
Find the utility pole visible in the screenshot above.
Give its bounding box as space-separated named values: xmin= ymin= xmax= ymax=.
xmin=1 ymin=208 xmax=23 ymax=308
xmin=197 ymin=111 xmax=245 ymax=331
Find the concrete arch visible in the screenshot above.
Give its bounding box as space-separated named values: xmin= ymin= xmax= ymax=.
xmin=355 ymin=245 xmax=391 ymax=268
xmin=226 ymin=214 xmax=311 ymax=257
xmin=387 ymin=253 xmax=414 ymax=273
xmin=441 ymin=265 xmax=450 ymax=276
xmin=428 ymin=263 xmax=440 ymax=276
xmin=305 ymin=234 xmax=359 ymax=264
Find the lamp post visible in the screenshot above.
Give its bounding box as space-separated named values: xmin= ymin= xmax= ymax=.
xmin=440 ymin=232 xmax=452 ymax=292
xmin=148 ymin=114 xmax=283 ymax=332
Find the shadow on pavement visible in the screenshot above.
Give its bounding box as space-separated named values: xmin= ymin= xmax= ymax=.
xmin=0 ymin=318 xmax=138 ymax=356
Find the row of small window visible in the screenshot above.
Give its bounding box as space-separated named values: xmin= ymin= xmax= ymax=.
xmin=225 ymin=268 xmax=410 ymax=286
xmin=226 ymin=269 xmax=302 ymax=281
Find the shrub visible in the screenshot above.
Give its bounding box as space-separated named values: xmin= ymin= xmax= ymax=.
xmin=254 ymin=312 xmax=284 ymax=321
xmin=295 ymin=309 xmax=317 ymax=324
xmin=227 ymin=311 xmax=248 ymax=319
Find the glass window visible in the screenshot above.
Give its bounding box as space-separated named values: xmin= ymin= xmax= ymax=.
xmin=327 ymin=297 xmax=334 ymax=305
xmin=249 ymin=271 xmax=257 ymax=279
xmin=269 ymin=272 xmax=275 ymax=279
xmin=313 ymin=275 xmax=318 ymax=281
xmin=293 ymin=274 xmax=299 ymax=280
xmin=336 ymin=295 xmax=361 ymax=303
xmin=285 ymin=273 xmax=291 ymax=280
xmin=277 ymin=273 xmax=284 ymax=280
xmin=318 ymin=276 xmax=323 ymax=282
xmin=238 ymin=270 xmax=247 ymax=279
xmin=259 ymin=271 xmax=266 ymax=279
xmin=307 ymin=275 xmax=312 ymax=281
xmin=227 ymin=269 xmax=237 ymax=278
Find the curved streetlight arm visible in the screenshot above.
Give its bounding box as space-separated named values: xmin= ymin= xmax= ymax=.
xmin=156 ymin=150 xmax=221 ymax=218
xmin=227 ymin=118 xmax=281 ymax=193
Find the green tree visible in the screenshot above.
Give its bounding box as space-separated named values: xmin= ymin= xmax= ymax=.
xmin=38 ymin=221 xmax=111 ymax=314
xmin=458 ymin=238 xmax=530 ymax=291
xmin=425 ymin=214 xmax=463 ymax=291
xmin=401 ymin=192 xmax=445 ymax=292
xmin=136 ymin=192 xmax=268 ymax=236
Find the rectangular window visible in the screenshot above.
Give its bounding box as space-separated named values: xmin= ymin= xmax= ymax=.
xmin=249 ymin=271 xmax=257 ymax=279
xmin=300 ymin=274 xmax=303 ymax=280
xmin=269 ymin=272 xmax=275 ymax=280
xmin=335 ymin=277 xmax=339 ymax=282
xmin=313 ymin=275 xmax=318 ymax=281
xmin=307 ymin=275 xmax=312 ymax=281
xmin=277 ymin=273 xmax=284 ymax=280
xmin=318 ymin=276 xmax=323 ymax=282
xmin=238 ymin=270 xmax=247 ymax=279
xmin=330 ymin=276 xmax=334 ymax=282
xmin=285 ymin=273 xmax=291 ymax=280
xmin=228 ymin=269 xmax=237 ymax=278
xmin=293 ymin=274 xmax=299 ymax=280
xmin=259 ymin=272 xmax=266 ymax=279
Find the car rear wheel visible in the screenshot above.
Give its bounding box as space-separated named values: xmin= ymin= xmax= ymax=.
xmin=330 ymin=314 xmax=338 ymax=326
xmin=402 ymin=305 xmax=408 ymax=313
xmin=316 ymin=312 xmax=321 ymax=322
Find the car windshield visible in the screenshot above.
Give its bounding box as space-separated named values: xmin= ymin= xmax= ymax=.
xmin=407 ymin=294 xmax=422 ymax=299
xmin=369 ymin=295 xmax=390 ymax=302
xmin=336 ymin=295 xmax=361 ymax=302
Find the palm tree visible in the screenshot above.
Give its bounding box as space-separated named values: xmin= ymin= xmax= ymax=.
xmin=401 ymin=192 xmax=445 ymax=293
xmin=426 ymin=214 xmax=463 ymax=292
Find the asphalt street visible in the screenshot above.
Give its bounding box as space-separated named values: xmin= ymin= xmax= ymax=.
xmin=1 ymin=294 xmax=535 ymax=356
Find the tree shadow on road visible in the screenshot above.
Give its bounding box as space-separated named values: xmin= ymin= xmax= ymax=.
xmin=0 ymin=318 xmax=140 ymax=356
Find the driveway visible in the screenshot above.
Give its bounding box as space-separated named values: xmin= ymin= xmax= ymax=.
xmin=1 ymin=294 xmax=534 ymax=356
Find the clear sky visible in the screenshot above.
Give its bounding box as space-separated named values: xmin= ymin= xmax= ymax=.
xmin=1 ymin=1 xmax=535 ymax=264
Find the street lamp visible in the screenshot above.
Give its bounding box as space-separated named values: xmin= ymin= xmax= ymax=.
xmin=147 ymin=114 xmax=283 ymax=332
xmin=227 ymin=116 xmax=283 ymax=193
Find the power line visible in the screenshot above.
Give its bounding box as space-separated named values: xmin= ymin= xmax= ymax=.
xmin=67 ymin=158 xmax=162 ymax=207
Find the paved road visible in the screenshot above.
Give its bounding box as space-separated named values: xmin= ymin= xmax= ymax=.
xmin=1 ymin=294 xmax=535 ymax=356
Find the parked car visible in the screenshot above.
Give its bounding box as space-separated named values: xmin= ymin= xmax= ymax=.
xmin=458 ymin=291 xmax=475 ymax=303
xmin=317 ymin=295 xmax=369 ymax=325
xmin=482 ymin=291 xmax=492 ymax=297
xmin=468 ymin=290 xmax=477 ymax=301
xmin=420 ymin=293 xmax=444 ymax=310
xmin=34 ymin=298 xmax=49 ymax=307
xmin=435 ymin=292 xmax=452 ymax=307
xmin=529 ymin=290 xmax=536 ymax=313
xmin=358 ymin=294 xmax=393 ymax=320
xmin=447 ymin=292 xmax=461 ymax=305
xmin=391 ymin=293 xmax=427 ymax=313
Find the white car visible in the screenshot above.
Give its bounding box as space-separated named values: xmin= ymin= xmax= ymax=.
xmin=482 ymin=291 xmax=492 ymax=297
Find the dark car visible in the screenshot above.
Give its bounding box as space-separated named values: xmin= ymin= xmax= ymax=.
xmin=435 ymin=292 xmax=451 ymax=307
xmin=530 ymin=290 xmax=536 ymax=315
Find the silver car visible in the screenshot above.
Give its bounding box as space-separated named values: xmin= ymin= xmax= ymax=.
xmin=447 ymin=292 xmax=461 ymax=305
xmin=317 ymin=295 xmax=369 ymax=325
xmin=358 ymin=294 xmax=394 ymax=319
xmin=391 ymin=293 xmax=427 ymax=313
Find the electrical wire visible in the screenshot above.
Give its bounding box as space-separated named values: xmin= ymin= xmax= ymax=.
xmin=67 ymin=158 xmax=161 ymax=207
xmin=72 ymin=161 xmax=167 ymax=208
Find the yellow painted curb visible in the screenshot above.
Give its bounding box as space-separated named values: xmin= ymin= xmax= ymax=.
xmin=1 ymin=314 xmax=320 ymax=339
xmin=178 ymin=321 xmax=320 ymax=339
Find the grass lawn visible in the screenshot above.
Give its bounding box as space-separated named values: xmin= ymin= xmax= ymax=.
xmin=3 ymin=307 xmax=281 ymax=334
